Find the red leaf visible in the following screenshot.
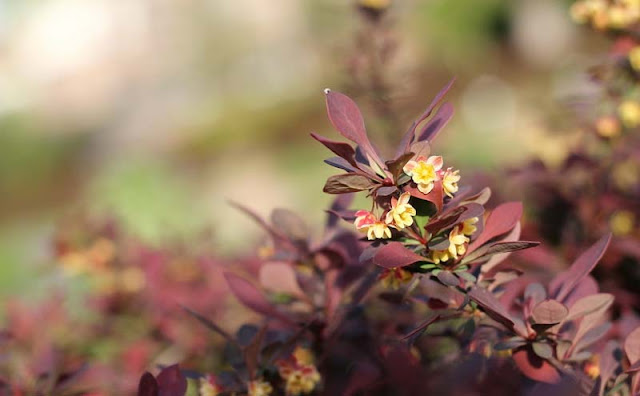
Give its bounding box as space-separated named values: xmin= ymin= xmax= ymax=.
xmin=324 ymin=89 xmax=382 ymax=165
xmin=404 ymin=179 xmax=443 ymax=212
xmin=137 ymin=372 xmax=158 ymax=396
xmin=550 ymin=234 xmax=612 ymax=302
xmin=156 ymin=365 xmax=187 ymax=396
xmin=625 ymin=326 xmax=640 ymax=364
xmin=311 ymin=132 xmax=357 ymax=167
xmin=373 ymin=242 xmax=426 ymax=269
xmin=224 ymin=272 xmax=294 ymax=324
xmin=531 ymin=299 xmax=568 ymax=325
xmin=468 ymin=202 xmax=523 ymax=254
xmin=512 ymin=347 xmax=561 ymax=384
xmin=416 ymin=102 xmax=454 ymax=143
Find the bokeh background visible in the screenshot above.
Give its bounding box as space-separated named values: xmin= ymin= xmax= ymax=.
xmin=0 ymin=0 xmax=606 ymax=303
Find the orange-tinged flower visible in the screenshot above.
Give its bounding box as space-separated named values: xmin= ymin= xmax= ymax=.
xmin=430 ymin=227 xmax=469 ymax=264
xmin=618 ymin=100 xmax=640 ymax=128
xmin=460 ymin=217 xmax=479 ymax=236
xmin=629 ymin=46 xmax=640 ymax=71
xmin=403 ymin=156 xmax=443 ymax=194
xmin=385 ymin=192 xmax=416 ymax=229
xmin=354 ymin=210 xmax=392 ymax=240
xmin=277 ymin=347 xmax=321 ymax=396
xmin=379 ymin=267 xmax=413 ymax=289
xmin=595 ymin=116 xmax=621 ymax=138
xmin=442 ymin=168 xmax=461 ymax=197
xmin=199 ymin=375 xmax=222 ymax=396
xmin=248 ymin=379 xmax=273 ymax=396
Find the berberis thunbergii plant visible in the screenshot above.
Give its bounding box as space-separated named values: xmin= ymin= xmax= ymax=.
xmin=130 ymin=81 xmax=640 ymax=396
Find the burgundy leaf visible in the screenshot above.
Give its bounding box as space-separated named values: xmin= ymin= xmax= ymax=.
xmin=436 ymin=271 xmax=460 ymax=287
xmin=137 ymin=372 xmax=158 ymax=396
xmin=463 ymin=241 xmax=539 ymax=265
xmin=468 ymin=202 xmax=523 ymax=254
xmin=468 ymin=286 xmax=517 ymax=333
xmin=532 ymin=342 xmax=554 ymax=360
xmin=513 ymin=347 xmax=561 ymax=384
xmin=259 ymin=262 xmax=304 ymax=298
xmin=416 ymin=102 xmax=454 ymax=143
xmin=324 ymin=89 xmax=383 ymax=166
xmin=625 ymin=326 xmax=640 ymax=364
xmin=244 ymin=325 xmax=267 ymax=380
xmin=326 ymin=193 xmax=355 ymax=228
xmin=373 ymin=242 xmax=426 ymax=269
xmin=408 ymin=140 xmax=431 ymax=159
xmin=402 ymin=312 xmax=441 ymax=346
xmin=531 ymin=299 xmax=569 ymax=325
xmin=551 ymin=234 xmax=612 ymax=302
xmin=224 ymin=272 xmax=294 ymax=324
xmin=323 ymin=174 xmax=376 ymax=194
xmin=324 ymin=156 xmax=359 ymax=172
xmin=565 ymin=294 xmax=613 ymax=322
xmin=311 ymin=132 xmax=357 ymax=166
xmin=599 ymin=341 xmax=621 ymax=395
xmin=386 ymin=152 xmax=414 ymax=182
xmin=376 ymin=186 xmax=398 ymax=196
xmin=404 ymin=180 xmax=444 ymax=212
xmin=156 ymin=365 xmax=187 ymax=396
xmin=524 ymin=283 xmax=547 ymax=310
xmin=396 ymin=78 xmax=456 ymax=156
xmin=270 ymin=208 xmax=309 ymax=242
xmin=571 ymin=322 xmax=611 ymax=356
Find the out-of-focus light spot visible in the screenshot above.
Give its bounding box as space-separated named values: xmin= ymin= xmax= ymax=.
xmin=512 ymin=0 xmax=576 ymax=69
xmin=461 ymin=75 xmax=516 ymax=134
xmin=13 ymin=0 xmax=114 ymax=82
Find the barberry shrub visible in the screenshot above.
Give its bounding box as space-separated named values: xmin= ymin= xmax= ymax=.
xmin=134 ymin=81 xmax=640 ymax=396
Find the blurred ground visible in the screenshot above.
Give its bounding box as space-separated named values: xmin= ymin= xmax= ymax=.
xmin=0 ymin=0 xmax=608 ymax=298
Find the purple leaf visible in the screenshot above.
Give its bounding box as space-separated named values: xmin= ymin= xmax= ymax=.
xmin=137 ymin=372 xmax=158 ymax=396
xmin=259 ymin=262 xmax=304 ymax=298
xmin=463 ymin=241 xmax=539 ymax=265
xmin=311 ymin=132 xmax=357 ymax=166
xmin=324 ymin=89 xmax=383 ymax=166
xmin=551 ymin=234 xmax=612 ymax=302
xmin=404 ymin=180 xmax=444 ymax=212
xmin=324 ymin=156 xmax=359 ymax=172
xmin=270 ymin=209 xmax=309 ymax=242
xmin=625 ymin=326 xmax=640 ymax=364
xmin=373 ymin=242 xmax=426 ymax=269
xmin=565 ymin=294 xmax=613 ymax=322
xmin=531 ymin=299 xmax=568 ymax=325
xmin=402 ymin=312 xmax=441 ymax=346
xmin=436 ymin=271 xmax=460 ymax=287
xmin=224 ymin=272 xmax=294 ymax=324
xmin=396 ymin=78 xmax=456 ymax=156
xmin=468 ymin=286 xmax=517 ymax=334
xmin=386 ymin=152 xmax=414 ymax=182
xmin=323 ymin=173 xmax=376 ymax=194
xmin=599 ymin=341 xmax=620 ymax=395
xmin=468 ymin=202 xmax=523 ymax=254
xmin=416 ymin=102 xmax=454 ymax=143
xmin=326 ymin=193 xmax=355 ymax=228
xmin=156 ymin=365 xmax=187 ymax=396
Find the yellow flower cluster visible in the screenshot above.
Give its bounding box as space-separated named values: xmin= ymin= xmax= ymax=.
xmin=379 ymin=267 xmax=413 ymax=289
xmin=354 ymin=192 xmax=417 ymax=240
xmin=248 ymin=379 xmax=273 ymax=396
xmin=570 ymin=0 xmax=640 ymax=30
xmin=403 ymin=156 xmax=460 ymax=197
xmin=277 ymin=347 xmax=322 ymax=396
xmin=199 ymin=376 xmax=222 ymax=396
xmin=430 ymin=218 xmax=478 ymax=264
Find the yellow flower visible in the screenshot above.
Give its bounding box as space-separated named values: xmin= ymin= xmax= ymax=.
xmin=248 ymin=379 xmax=273 ymax=396
xmin=379 ymin=267 xmax=413 ymax=289
xmin=618 ymin=100 xmax=640 ymax=128
xmin=385 ymin=192 xmax=416 ymax=229
xmin=403 ymin=156 xmax=443 ymax=194
xmin=630 ymin=46 xmax=640 ymax=71
xmin=199 ymin=376 xmax=221 ymax=396
xmin=277 ymin=348 xmax=321 ymax=396
xmin=460 ymin=217 xmax=479 ymax=236
xmin=610 ymin=210 xmax=635 ymax=236
xmin=430 ymin=227 xmax=469 ymax=264
xmin=354 ymin=210 xmax=392 ymax=240
xmin=442 ymin=168 xmax=461 ymax=197
xmin=358 ymin=0 xmax=391 ymax=10
xmin=595 ymin=116 xmax=621 ymax=138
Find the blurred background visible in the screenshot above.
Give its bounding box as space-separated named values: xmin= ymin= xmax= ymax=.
xmin=0 ymin=0 xmax=608 ymax=300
